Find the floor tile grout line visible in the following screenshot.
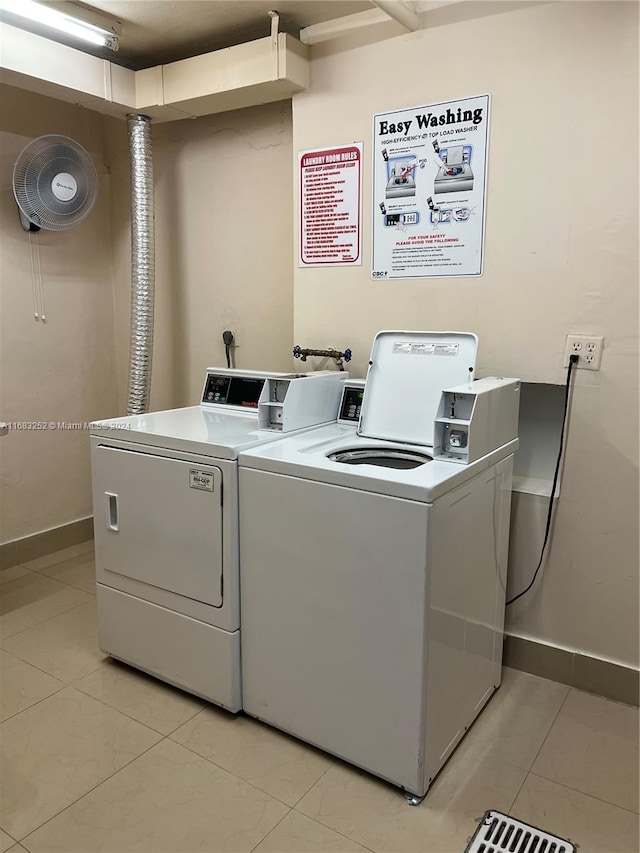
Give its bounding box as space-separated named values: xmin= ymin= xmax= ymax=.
xmin=0 ymin=679 xmax=68 ymax=725
xmin=30 ymin=551 xmax=95 ymax=571
xmin=527 ymin=683 xmax=571 ymax=772
xmin=0 ymin=829 xmax=18 ymax=846
xmin=18 ymin=543 xmax=95 ymax=573
xmin=507 ymin=683 xmax=571 ymax=818
xmin=0 ymin=647 xmax=70 ymax=686
xmin=568 ymin=683 xmax=639 ymax=711
xmin=525 ymin=770 xmax=640 ymax=816
xmin=291 ymin=760 xmax=336 ymax=809
xmin=72 ymin=682 xmax=180 ymax=737
xmin=17 ymin=734 xmax=166 ymax=845
xmin=0 ymin=571 xmax=92 ymax=602
xmin=157 ymin=701 xmax=209 ymax=738
xmin=505 ymin=770 xmax=531 ymax=818
xmin=4 ymin=553 xmax=90 ymax=579
xmin=0 ymin=566 xmax=34 ymax=582
xmin=3 ymin=564 xmax=35 ymax=574
xmin=30 ymin=567 xmax=97 ymax=597
xmin=291 ymin=807 xmax=379 ymax=853
xmin=1 ymin=627 xmax=106 ymax=686
xmin=290 ymin=761 xmax=399 ymax=851
xmin=5 ymin=545 xmax=91 ymax=582
xmin=165 ymin=731 xmax=319 ymax=810
xmin=7 ymin=542 xmax=92 ymax=567
xmin=0 ymin=592 xmax=95 ymax=645
xmin=68 ymin=658 xmax=111 ymax=686
xmin=160 ymin=700 xmax=210 ymax=735
xmin=2 ymin=677 xmax=164 ymax=734
xmin=247 ymin=806 xmax=294 ymax=853
xmin=72 ymin=677 xmax=206 ymax=738
xmin=4 ymin=643 xmax=201 ymax=736
xmin=32 ymin=575 xmax=96 ymax=596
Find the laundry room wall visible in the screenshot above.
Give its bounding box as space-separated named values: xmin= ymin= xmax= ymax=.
xmin=291 ymin=2 xmax=639 ymax=668
xmin=104 ymin=100 xmax=295 ymax=413
xmin=0 ymin=84 xmax=119 ymax=546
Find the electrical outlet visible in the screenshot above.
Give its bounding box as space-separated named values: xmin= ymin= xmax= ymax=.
xmin=564 ymin=335 xmax=604 ymax=370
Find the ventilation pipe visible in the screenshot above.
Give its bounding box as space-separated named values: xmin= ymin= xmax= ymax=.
xmin=126 ymin=114 xmax=155 ymax=415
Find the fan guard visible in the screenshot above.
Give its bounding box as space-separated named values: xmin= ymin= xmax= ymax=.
xmin=12 ymin=135 xmax=99 ymax=232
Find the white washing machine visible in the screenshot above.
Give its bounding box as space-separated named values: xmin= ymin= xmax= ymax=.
xmin=90 ymin=367 xmax=346 ymax=711
xmin=239 ymin=332 xmax=519 ymax=800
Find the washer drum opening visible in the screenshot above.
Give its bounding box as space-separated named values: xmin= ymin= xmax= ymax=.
xmin=327 ymin=447 xmax=432 ymax=470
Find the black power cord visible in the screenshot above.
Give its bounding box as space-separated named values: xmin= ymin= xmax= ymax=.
xmin=222 ymin=330 xmax=234 ymax=368
xmin=506 ymin=354 xmax=578 ymax=606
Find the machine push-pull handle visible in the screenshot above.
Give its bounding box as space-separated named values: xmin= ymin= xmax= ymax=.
xmin=106 ymin=492 xmax=119 ymax=532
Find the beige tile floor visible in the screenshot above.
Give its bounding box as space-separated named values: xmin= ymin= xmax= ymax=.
xmin=0 ymin=543 xmax=638 ymax=853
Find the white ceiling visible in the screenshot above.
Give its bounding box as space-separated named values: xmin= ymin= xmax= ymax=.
xmin=64 ymin=0 xmax=376 ymax=68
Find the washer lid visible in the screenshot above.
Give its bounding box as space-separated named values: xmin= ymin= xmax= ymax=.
xmin=358 ymin=331 xmax=478 ymax=446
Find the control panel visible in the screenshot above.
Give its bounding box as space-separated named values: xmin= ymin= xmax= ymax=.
xmin=202 ymin=374 xmax=265 ymax=408
xmin=201 ymin=368 xmax=348 ymax=432
xmin=338 ymin=383 xmax=365 ymax=424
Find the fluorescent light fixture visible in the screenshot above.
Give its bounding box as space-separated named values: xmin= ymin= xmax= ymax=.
xmin=0 ymin=0 xmax=119 ymax=50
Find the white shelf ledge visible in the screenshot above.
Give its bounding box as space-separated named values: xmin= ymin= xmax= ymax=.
xmin=512 ymin=475 xmax=558 ymax=498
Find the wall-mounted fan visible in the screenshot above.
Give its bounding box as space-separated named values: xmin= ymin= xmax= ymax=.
xmin=12 ymin=134 xmax=98 ymax=232
xmin=12 ymin=135 xmax=99 ymax=322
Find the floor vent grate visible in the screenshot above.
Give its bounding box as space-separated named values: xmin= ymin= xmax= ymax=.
xmin=465 ymin=810 xmax=576 ymax=853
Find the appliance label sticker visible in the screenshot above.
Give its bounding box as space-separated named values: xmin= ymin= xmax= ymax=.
xmin=393 ymin=342 xmax=459 ymax=356
xmin=189 ymin=469 xmax=214 ymax=492
xmin=371 ymin=94 xmax=490 ymax=280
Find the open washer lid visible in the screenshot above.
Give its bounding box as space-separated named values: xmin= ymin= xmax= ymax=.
xmin=358 ymin=331 xmax=478 ymax=447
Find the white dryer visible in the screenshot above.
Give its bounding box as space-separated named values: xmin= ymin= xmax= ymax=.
xmin=238 ymin=332 xmax=519 ymax=800
xmin=90 ymin=368 xmax=346 ymax=711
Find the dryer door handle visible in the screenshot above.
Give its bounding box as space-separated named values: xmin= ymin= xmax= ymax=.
xmin=106 ymin=492 xmax=119 ymax=531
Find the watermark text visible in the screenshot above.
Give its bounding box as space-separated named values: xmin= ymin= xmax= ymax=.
xmin=4 ymin=422 xmax=131 ymax=431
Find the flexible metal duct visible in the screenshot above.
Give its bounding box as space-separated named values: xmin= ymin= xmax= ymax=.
xmin=126 ymin=114 xmax=155 ymax=415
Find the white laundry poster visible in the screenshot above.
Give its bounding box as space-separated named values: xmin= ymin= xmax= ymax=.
xmin=372 ymin=95 xmax=489 ymax=279
xmin=299 ymin=143 xmax=363 ymax=267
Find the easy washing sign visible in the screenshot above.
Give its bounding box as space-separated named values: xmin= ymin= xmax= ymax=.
xmin=372 ymin=95 xmax=490 ymax=279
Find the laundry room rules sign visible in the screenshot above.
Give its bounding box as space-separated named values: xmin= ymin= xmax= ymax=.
xmin=299 ymin=143 xmax=363 ymax=267
xmin=372 ymin=95 xmax=490 ymax=279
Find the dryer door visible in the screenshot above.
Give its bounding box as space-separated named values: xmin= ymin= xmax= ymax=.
xmin=93 ymin=445 xmax=223 ymax=607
